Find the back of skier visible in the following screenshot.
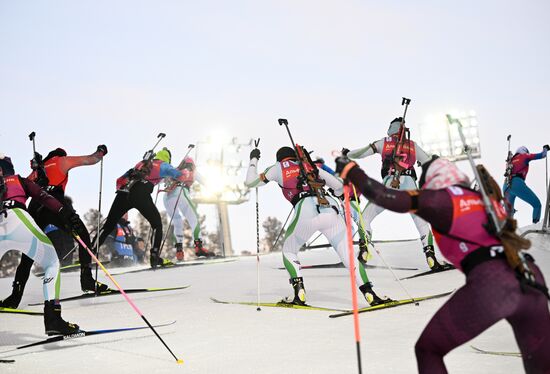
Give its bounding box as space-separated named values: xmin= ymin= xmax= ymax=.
xmin=246 ymin=146 xmax=390 ymax=306
xmin=0 ymin=156 xmax=81 ymax=335
xmin=344 ymin=117 xmax=448 ymax=270
xmin=503 ymin=145 xmax=549 ymax=223
xmin=160 ymin=150 xmax=213 ymax=261
xmin=336 ymin=155 xmax=550 ymax=374
xmin=2 ymin=146 xmax=108 ymax=308
xmin=94 ymin=148 xmax=184 ymax=268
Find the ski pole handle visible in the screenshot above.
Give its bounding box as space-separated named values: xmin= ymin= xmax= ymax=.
xmin=401 ymin=97 xmax=411 ymax=121
xmin=28 ymin=132 xmax=36 ymax=153
xmin=151 ymin=132 xmax=167 ymax=152
xmin=278 ymin=119 xmax=288 ymax=126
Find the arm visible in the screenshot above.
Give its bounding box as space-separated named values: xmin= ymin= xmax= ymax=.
xmin=245 ymin=157 xmax=275 ymax=188
xmin=21 ymin=177 xmax=63 ymax=213
xmin=527 ymin=149 xmax=547 ymax=162
xmin=160 ymin=162 xmax=183 ymax=179
xmin=319 ymin=168 xmax=344 ymax=196
xmin=58 ymin=149 xmax=106 ymax=174
xmin=348 ymin=139 xmax=384 ymax=159
xmin=341 ymin=163 xmax=453 ymax=233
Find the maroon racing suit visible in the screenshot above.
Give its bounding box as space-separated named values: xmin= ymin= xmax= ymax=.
xmin=344 ymin=165 xmax=550 ymax=374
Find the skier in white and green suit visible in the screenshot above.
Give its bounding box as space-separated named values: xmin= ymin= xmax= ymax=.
xmin=245 ymin=146 xmax=391 ymax=306
xmin=0 ymin=155 xmax=81 ymax=335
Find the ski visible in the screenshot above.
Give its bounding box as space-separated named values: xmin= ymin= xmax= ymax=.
xmin=329 ymin=291 xmax=454 ymax=318
xmin=28 ymin=285 xmax=190 ymax=306
xmin=0 ymin=359 xmax=15 ymax=363
xmin=210 ymin=297 xmax=347 ymax=312
xmin=111 ymin=258 xmax=236 ymax=276
xmin=1 ymin=321 xmax=176 ymax=354
xmin=471 ymin=346 xmax=521 ymax=357
xmin=302 ymin=238 xmax=418 ymax=250
xmin=0 ymin=307 xmax=43 ymax=316
xmin=34 ymin=261 xmax=112 ymax=277
xmin=399 ymin=264 xmax=456 ymax=280
xmin=277 ymin=263 xmax=418 ymax=271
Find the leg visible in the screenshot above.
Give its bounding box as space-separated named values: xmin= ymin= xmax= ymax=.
xmin=180 ymin=187 xmax=201 ymax=241
xmin=511 ymin=178 xmax=542 ymax=223
xmin=415 ymin=260 xmax=522 ymax=373
xmin=132 ymin=184 xmax=163 ymax=250
xmin=163 ymin=188 xmax=185 ymax=244
xmin=282 ymin=199 xmax=318 ymax=303
xmin=506 ymin=263 xmax=550 ymax=373
xmin=96 ymin=192 xmax=132 ymax=247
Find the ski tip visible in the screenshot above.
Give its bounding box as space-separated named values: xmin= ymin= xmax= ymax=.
xmin=176 ymin=359 xmax=184 ymax=364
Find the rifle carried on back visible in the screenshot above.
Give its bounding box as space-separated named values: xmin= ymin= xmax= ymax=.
xmin=389 ymin=97 xmax=412 ymax=189
xmin=278 ymin=119 xmax=330 ymax=209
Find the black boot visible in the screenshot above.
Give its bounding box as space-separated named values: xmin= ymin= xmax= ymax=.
xmin=289 ymin=277 xmax=306 ymax=305
xmin=80 ymin=267 xmax=109 ymax=293
xmin=357 ymin=239 xmax=370 ymax=265
xmin=359 ymin=282 xmax=392 ymax=306
xmin=150 ymin=248 xmax=172 ymax=268
xmin=44 ymin=300 xmax=80 ymax=336
xmin=194 ymin=239 xmax=215 ymax=257
xmin=0 ymin=281 xmax=24 ymax=309
xmin=423 ymin=245 xmax=444 ymax=271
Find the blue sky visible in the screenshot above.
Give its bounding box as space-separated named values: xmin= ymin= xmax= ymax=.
xmin=1 ymin=1 xmax=549 ymax=253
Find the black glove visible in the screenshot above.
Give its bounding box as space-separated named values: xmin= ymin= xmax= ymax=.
xmin=250 ymin=148 xmax=261 ymax=160
xmin=60 ymin=207 xmax=86 ymax=234
xmin=97 ymin=144 xmax=108 ymax=155
xmin=335 ymin=155 xmax=354 ymax=176
xmin=30 ymin=152 xmax=44 ymax=170
xmin=543 ymin=144 xmax=549 ymax=151
xmin=341 ymin=148 xmax=350 ymax=156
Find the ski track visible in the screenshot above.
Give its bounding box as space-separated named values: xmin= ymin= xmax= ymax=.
xmin=1 ymin=238 xmax=548 ymax=373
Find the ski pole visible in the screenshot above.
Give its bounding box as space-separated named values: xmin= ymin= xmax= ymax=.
xmin=142 ymin=133 xmax=167 ymax=161
xmin=272 ymin=207 xmax=294 ymax=250
xmin=351 ymin=185 xmax=417 ymax=303
xmin=94 ymin=158 xmax=104 ymax=296
xmin=254 ymin=138 xmax=261 ymax=311
xmin=342 ymin=185 xmax=363 ymax=374
xmin=144 ymin=185 xmax=161 ymax=253
xmin=71 ymin=233 xmax=183 ymax=364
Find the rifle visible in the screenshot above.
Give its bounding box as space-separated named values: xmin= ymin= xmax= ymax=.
xmin=504 ymin=134 xmax=513 ymax=187
xmin=389 ymin=97 xmax=412 ymax=188
xmin=278 ymin=119 xmax=330 ymax=209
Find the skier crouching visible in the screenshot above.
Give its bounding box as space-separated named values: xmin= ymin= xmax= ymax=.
xmin=245 ymin=146 xmax=391 ymax=306
xmin=336 ymin=155 xmax=550 ymax=374
xmin=94 ymin=148 xmax=185 ymax=268
xmin=0 ymin=156 xmax=82 ymax=335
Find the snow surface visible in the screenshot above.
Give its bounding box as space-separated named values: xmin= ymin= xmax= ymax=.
xmin=1 ymin=234 xmax=549 ymax=374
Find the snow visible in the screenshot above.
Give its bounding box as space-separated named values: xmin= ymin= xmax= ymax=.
xmin=1 ymin=235 xmax=549 ymax=374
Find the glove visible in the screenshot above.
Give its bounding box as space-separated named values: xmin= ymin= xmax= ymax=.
xmin=341 ymin=148 xmax=350 ymax=156
xmin=250 ymin=148 xmax=261 ymax=160
xmin=543 ymin=144 xmax=549 ymax=151
xmin=30 ymin=152 xmax=44 ymax=170
xmin=60 ymin=208 xmax=86 ymax=234
xmin=97 ymin=144 xmax=108 ymax=156
xmin=335 ymin=155 xmax=353 ymax=176
xmin=180 ymin=162 xmax=194 ymax=171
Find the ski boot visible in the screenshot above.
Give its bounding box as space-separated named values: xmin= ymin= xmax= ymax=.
xmin=357 ymin=239 xmax=372 ymax=265
xmin=175 ymin=242 xmax=184 ymax=262
xmin=194 ymin=239 xmax=215 ymax=258
xmin=359 ymin=282 xmax=391 ymax=306
xmin=80 ymin=267 xmax=110 ymax=293
xmin=423 ymin=245 xmax=453 ymax=271
xmin=289 ymin=277 xmax=306 ymax=306
xmin=0 ymin=280 xmax=24 ymax=309
xmin=150 ymin=248 xmax=172 ymax=268
xmin=44 ymin=300 xmax=80 ymax=336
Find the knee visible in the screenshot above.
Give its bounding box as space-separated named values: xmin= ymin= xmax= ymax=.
xmin=415 ymin=332 xmax=440 ymax=360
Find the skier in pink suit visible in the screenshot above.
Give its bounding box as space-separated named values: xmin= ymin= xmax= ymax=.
xmin=336 ymin=155 xmax=550 ymax=374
